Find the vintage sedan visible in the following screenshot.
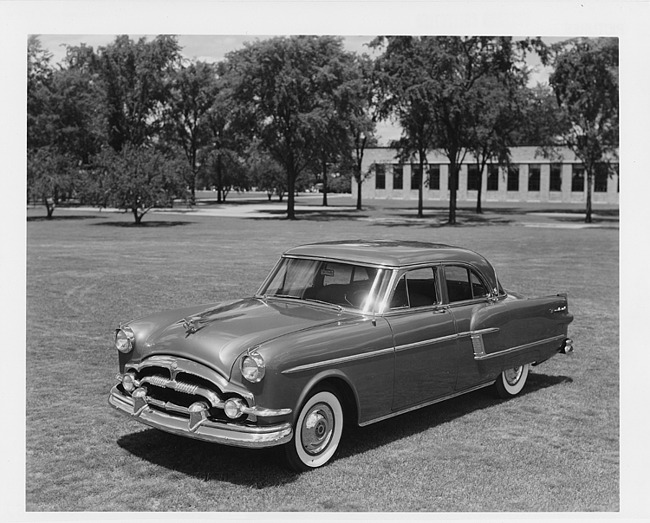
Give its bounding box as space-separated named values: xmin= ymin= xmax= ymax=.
xmin=109 ymin=240 xmax=574 ymax=471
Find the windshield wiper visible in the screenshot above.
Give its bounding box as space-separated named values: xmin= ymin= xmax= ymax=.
xmin=260 ymin=293 xmax=343 ymax=312
xmin=303 ymin=298 xmax=344 ymax=312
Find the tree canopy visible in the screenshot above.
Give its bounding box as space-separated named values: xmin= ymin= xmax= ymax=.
xmin=549 ymin=37 xmax=619 ymax=223
xmin=27 ymin=34 xmax=618 ymax=224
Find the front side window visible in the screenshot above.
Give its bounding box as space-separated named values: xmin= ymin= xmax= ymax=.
xmin=389 ymin=267 xmax=438 ymax=309
xmin=260 ymin=258 xmax=385 ymax=312
xmin=444 ymin=265 xmax=488 ymax=303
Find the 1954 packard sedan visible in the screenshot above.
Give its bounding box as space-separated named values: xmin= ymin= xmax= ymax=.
xmin=109 ymin=240 xmax=574 ymax=471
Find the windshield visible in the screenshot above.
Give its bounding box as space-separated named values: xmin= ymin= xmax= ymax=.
xmin=259 ymin=257 xmax=387 ymax=312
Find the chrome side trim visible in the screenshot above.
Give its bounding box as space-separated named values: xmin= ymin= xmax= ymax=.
xmin=469 ymin=327 xmax=501 ymax=358
xmin=474 ymin=334 xmax=567 ymax=361
xmin=359 ymin=381 xmax=494 ymax=426
xmin=282 ymin=347 xmax=394 ymax=374
xmin=394 ymin=327 xmax=499 ymax=353
xmin=282 ymin=327 xmax=502 ymax=373
xmin=395 ymin=334 xmax=458 ymax=352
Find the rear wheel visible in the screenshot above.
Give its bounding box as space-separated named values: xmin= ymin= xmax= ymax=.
xmin=284 ymin=389 xmax=343 ymax=472
xmin=494 ymin=363 xmax=530 ymax=398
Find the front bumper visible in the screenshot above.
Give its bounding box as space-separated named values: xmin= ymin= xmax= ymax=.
xmin=108 ymin=385 xmax=293 ymax=448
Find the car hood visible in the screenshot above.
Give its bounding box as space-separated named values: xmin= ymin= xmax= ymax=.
xmin=128 ymin=297 xmax=347 ymax=379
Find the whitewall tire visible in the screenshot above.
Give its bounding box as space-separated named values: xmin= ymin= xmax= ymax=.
xmin=284 ymin=389 xmax=343 ymax=472
xmin=494 ymin=363 xmax=530 ymax=398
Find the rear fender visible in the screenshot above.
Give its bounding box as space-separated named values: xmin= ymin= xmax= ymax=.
xmin=471 ymin=293 xmax=573 ymax=375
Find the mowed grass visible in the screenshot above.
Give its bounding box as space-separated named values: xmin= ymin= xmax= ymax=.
xmin=25 ymin=203 xmax=619 ymax=512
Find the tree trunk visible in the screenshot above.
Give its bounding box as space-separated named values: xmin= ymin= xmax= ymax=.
xmin=356 ymin=178 xmax=363 ymax=211
xmin=44 ymin=197 xmax=55 ymax=219
xmin=287 ymin=169 xmax=296 ymax=220
xmin=216 ymin=154 xmax=223 ymax=203
xmin=449 ymin=162 xmax=458 ymax=225
xmin=418 ymin=154 xmax=424 ymax=218
xmin=322 ymin=158 xmax=328 ymax=207
xmin=585 ymin=169 xmax=593 ymax=223
xmin=476 ymin=160 xmax=483 ymax=214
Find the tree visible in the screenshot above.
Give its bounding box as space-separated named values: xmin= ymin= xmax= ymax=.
xmin=246 ymin=141 xmax=287 ymax=201
xmin=92 ymin=145 xmax=187 ymax=224
xmin=513 ymin=84 xmax=569 ymax=147
xmin=549 ymin=38 xmax=619 ymax=223
xmin=373 ymin=37 xmax=438 ymax=218
xmin=373 ymin=36 xmax=537 ymax=224
xmin=97 ymin=35 xmax=182 ymax=151
xmin=340 ymin=54 xmax=380 ymax=211
xmin=466 ymin=72 xmax=528 ymax=214
xmin=224 ymin=36 xmax=352 ymax=219
xmin=48 ymin=45 xmax=105 ymax=164
xmin=27 ymin=35 xmax=54 ymax=150
xmin=27 ymin=147 xmax=75 ymax=218
xmin=163 ymin=61 xmax=219 ymax=204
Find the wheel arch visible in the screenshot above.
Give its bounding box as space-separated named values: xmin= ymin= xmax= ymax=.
xmin=294 ymin=370 xmax=360 ymax=427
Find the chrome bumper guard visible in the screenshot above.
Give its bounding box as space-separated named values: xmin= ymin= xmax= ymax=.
xmin=108 ymin=385 xmax=293 ymax=448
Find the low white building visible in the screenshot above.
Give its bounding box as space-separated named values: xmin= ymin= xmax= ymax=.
xmin=353 ymin=146 xmax=619 ymax=205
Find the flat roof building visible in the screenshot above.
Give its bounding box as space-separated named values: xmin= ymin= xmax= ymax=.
xmin=353 ymin=146 xmax=619 ymax=206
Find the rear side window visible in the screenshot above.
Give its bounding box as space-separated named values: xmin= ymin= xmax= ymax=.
xmin=389 ymin=267 xmax=438 ymax=309
xmin=444 ymin=266 xmax=488 ymax=302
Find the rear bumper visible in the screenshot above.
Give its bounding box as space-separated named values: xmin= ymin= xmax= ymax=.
xmin=108 ymin=385 xmax=293 ymax=448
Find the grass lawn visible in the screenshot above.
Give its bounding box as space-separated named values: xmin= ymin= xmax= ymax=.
xmin=25 ymin=202 xmax=619 ymax=512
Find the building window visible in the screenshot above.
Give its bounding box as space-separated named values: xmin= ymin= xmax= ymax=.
xmin=393 ymin=164 xmax=403 ymax=190
xmin=428 ymin=165 xmax=440 ymax=190
xmin=487 ymin=165 xmax=499 ymax=191
xmin=411 ymin=164 xmax=422 ymax=190
xmin=448 ymin=167 xmax=459 ymax=191
xmin=594 ymin=163 xmax=608 ymax=192
xmin=467 ymin=164 xmax=480 ymax=191
xmin=375 ymin=164 xmax=385 ymax=190
xmin=572 ymin=165 xmax=585 ymax=192
xmin=528 ymin=165 xmax=541 ymax=192
xmin=507 ymin=165 xmax=519 ymax=191
xmin=550 ymin=164 xmax=562 ymax=192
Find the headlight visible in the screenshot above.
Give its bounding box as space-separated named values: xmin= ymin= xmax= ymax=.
xmin=241 ymin=351 xmax=265 ymax=383
xmin=115 ymin=327 xmax=135 ymax=353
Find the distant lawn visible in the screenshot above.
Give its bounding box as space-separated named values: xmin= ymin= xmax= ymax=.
xmin=25 ymin=206 xmax=619 ymax=511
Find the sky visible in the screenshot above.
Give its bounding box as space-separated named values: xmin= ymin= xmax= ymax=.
xmin=36 ymin=34 xmax=556 ymax=145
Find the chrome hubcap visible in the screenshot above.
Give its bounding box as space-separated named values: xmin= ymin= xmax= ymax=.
xmin=504 ymin=366 xmax=524 ymax=385
xmin=301 ymin=403 xmax=334 ymax=456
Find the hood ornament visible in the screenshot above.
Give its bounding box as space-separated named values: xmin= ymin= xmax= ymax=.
xmin=182 ymin=316 xmax=201 ymax=335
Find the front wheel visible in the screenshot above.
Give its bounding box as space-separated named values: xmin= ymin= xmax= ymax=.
xmin=284 ymin=389 xmax=343 ymax=472
xmin=494 ymin=363 xmax=530 ymax=398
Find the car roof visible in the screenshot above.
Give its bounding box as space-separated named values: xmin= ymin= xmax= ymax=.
xmin=284 ymin=240 xmax=502 ymax=293
xmin=284 ymin=239 xmax=490 ymax=269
